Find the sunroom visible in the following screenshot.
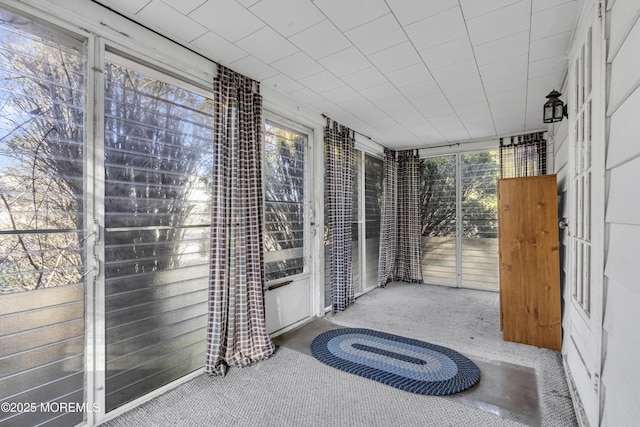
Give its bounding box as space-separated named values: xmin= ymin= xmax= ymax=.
xmin=1 ymin=1 xmax=639 ymax=426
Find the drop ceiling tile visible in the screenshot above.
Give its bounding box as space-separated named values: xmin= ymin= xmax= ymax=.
xmin=322 ymin=85 xmax=362 ymax=104
xmin=235 ymin=26 xmax=298 ymax=64
xmin=466 ymin=0 xmax=531 ymax=46
xmin=289 ymin=20 xmax=351 ymax=59
xmin=248 ymin=0 xmax=325 ymax=37
xmin=398 ymin=80 xmax=442 ymax=100
xmin=484 ymin=74 xmax=528 ymax=95
xmin=318 ymin=47 xmax=371 ymax=77
xmin=341 ymin=67 xmax=387 ymax=91
xmin=372 ymin=95 xmax=413 ymax=113
xmin=312 ymin=0 xmax=390 ymax=32
xmin=459 ymin=0 xmax=523 ymax=19
xmin=387 ymin=63 xmax=432 ymax=89
xmin=340 ymin=97 xmax=378 ymax=114
xmin=530 ymin=1 xmax=580 ymax=40
xmin=455 ymin=102 xmax=493 ymax=121
xmin=137 ymin=1 xmax=208 ymax=43
xmin=299 ymin=70 xmax=344 ymax=93
xmin=419 ymin=36 xmax=474 ymax=70
xmin=230 ymin=55 xmax=278 ymax=80
xmin=473 ymin=30 xmax=529 ymax=66
xmin=533 ymin=0 xmax=579 ymax=14
xmin=368 ymin=41 xmax=422 ymax=74
xmin=527 ymin=74 xmax=560 ymax=93
xmin=288 ymin=87 xmax=326 ymax=104
xmin=163 ymin=0 xmax=206 ymax=14
xmin=189 ymin=0 xmax=265 ymax=42
xmin=345 ymin=13 xmax=407 ymax=55
xmin=405 ymin=6 xmax=467 ymax=51
xmin=98 ymin=0 xmax=149 ymax=15
xmin=528 ymin=55 xmax=567 ymax=79
xmin=191 ymin=31 xmax=249 ymax=64
xmin=386 ymin=0 xmax=458 ymax=26
xmin=236 ymin=0 xmax=260 ymax=6
xmin=431 ymin=59 xmax=480 ymax=87
xmin=262 ymin=73 xmax=304 ymax=93
xmin=359 ymin=82 xmax=401 ymax=102
xmin=529 ymin=30 xmax=573 ymax=61
xmin=479 ymin=54 xmax=528 ymax=82
xmin=270 ymin=51 xmax=324 ymax=80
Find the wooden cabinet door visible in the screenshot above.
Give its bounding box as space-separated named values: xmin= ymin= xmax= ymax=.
xmin=498 ymin=175 xmax=562 ymax=351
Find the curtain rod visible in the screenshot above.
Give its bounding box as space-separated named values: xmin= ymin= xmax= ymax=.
xmin=321 ymin=114 xmax=378 ymax=143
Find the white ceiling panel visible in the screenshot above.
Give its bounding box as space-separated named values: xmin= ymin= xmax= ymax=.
xmin=528 ymin=55 xmax=568 ymax=79
xmin=419 ymin=37 xmax=474 ymax=71
xmin=262 ymin=73 xmax=304 ymax=93
xmin=386 ymin=0 xmax=458 ymax=26
xmin=230 ymin=55 xmax=278 ymax=81
xmin=479 ymin=54 xmax=529 ymax=82
xmin=341 ymin=67 xmax=388 ymax=91
xmin=299 ymin=70 xmax=344 ymax=93
xmin=191 ymin=31 xmax=249 ymax=64
xmin=235 ymin=26 xmax=298 ymax=64
xmin=97 ymin=0 xmax=149 ymax=16
xmin=529 ymin=30 xmax=574 ymax=62
xmin=368 ymin=41 xmax=422 ymax=74
xmin=164 ymin=0 xmax=207 ymax=15
xmin=530 ymin=1 xmax=581 ymax=40
xmin=137 ymin=1 xmax=208 ymax=43
xmin=189 ymin=0 xmax=265 ymax=42
xmin=473 ymin=30 xmax=530 ymax=66
xmin=312 ymin=0 xmax=390 ymax=32
xmin=405 ymin=6 xmax=467 ymax=51
xmin=345 ymin=13 xmax=407 ymax=55
xmin=459 ymin=0 xmax=523 ymax=20
xmin=465 ymin=0 xmax=532 ymax=47
xmin=288 ymin=20 xmax=351 ymax=59
xmin=386 ymin=64 xmax=433 ymax=89
xmin=270 ymin=51 xmax=324 ymax=80
xmin=318 ymin=47 xmax=371 ymax=77
xmin=94 ymin=0 xmax=581 ymax=149
xmin=249 ymin=0 xmax=325 ymax=37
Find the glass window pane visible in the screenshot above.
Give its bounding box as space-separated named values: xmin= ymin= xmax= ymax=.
xmin=263 ymin=121 xmax=306 ymax=281
xmin=364 ymin=154 xmax=383 ymax=290
xmin=0 ymin=9 xmax=86 ymax=427
xmin=104 ymin=57 xmax=213 ymax=412
xmin=462 ymin=151 xmax=499 ymax=291
xmin=420 ymin=156 xmax=457 ymax=285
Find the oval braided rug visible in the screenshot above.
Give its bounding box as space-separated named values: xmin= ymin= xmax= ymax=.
xmin=310 ymin=328 xmax=480 ymax=396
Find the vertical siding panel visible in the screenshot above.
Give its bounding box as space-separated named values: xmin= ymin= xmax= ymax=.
xmin=602 ymin=1 xmax=640 ymax=426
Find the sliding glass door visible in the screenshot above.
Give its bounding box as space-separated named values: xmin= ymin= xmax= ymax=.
xmin=420 ymin=151 xmax=499 ymax=291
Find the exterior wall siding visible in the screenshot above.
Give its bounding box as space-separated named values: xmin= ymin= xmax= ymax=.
xmin=601 ymin=1 xmax=640 ymax=425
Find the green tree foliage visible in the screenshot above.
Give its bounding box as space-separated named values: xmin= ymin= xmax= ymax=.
xmin=420 ymin=152 xmax=498 ymax=239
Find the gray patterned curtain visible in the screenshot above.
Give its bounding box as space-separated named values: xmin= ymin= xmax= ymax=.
xmin=205 ymin=65 xmax=274 ymax=376
xmin=325 ymin=119 xmax=355 ymax=312
xmin=378 ymin=148 xmax=397 ymax=287
xmin=378 ymin=149 xmax=423 ymax=286
xmin=499 ymin=131 xmax=547 ymax=178
xmin=396 ymin=150 xmax=423 ymax=283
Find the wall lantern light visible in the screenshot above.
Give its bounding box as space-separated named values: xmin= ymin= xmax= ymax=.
xmin=543 ymin=89 xmax=568 ymax=123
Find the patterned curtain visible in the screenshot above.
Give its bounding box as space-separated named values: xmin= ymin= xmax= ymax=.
xmin=325 ymin=119 xmax=355 ymax=312
xmin=395 ymin=150 xmax=423 ymax=283
xmin=500 ymin=132 xmax=547 ymax=178
xmin=378 ymin=148 xmax=397 ymax=287
xmin=378 ymin=149 xmax=423 ymax=286
xmin=205 ymin=65 xmax=274 ymax=376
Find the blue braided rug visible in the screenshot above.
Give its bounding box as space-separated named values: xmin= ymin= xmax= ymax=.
xmin=310 ymin=328 xmax=480 ymax=396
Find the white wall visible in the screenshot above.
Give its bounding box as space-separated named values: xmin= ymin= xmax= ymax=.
xmin=601 ymin=0 xmax=640 ymax=425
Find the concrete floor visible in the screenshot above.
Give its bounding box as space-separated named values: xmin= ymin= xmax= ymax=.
xmin=273 ymin=317 xmax=541 ymax=427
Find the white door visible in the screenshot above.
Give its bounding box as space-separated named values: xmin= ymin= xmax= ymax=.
xmin=565 ymin=2 xmax=605 ymax=425
xmin=262 ymin=118 xmax=313 ymax=334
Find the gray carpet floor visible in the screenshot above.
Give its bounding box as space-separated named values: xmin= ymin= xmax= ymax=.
xmin=102 ymin=282 xmax=577 ymax=427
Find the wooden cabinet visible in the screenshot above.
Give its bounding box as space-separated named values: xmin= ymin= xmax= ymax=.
xmin=498 ymin=175 xmax=562 ymax=351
